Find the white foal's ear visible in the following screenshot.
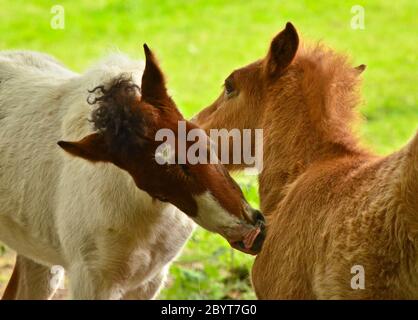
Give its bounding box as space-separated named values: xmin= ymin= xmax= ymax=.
xmin=57 ymin=133 xmax=111 ymax=163
xmin=141 ymin=43 xmax=169 ymax=105
xmin=266 ymin=22 xmax=299 ymax=76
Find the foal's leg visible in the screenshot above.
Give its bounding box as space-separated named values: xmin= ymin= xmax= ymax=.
xmin=122 ymin=269 xmax=168 ymax=300
xmin=68 ymin=262 xmax=121 ymax=300
xmin=2 ymin=255 xmax=56 ymax=300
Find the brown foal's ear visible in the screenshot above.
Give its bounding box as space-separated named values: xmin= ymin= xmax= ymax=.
xmin=141 ymin=44 xmax=169 ymax=105
xmin=57 ymin=133 xmax=111 ymax=163
xmin=354 ymin=64 xmax=366 ymax=74
xmin=266 ymin=22 xmax=299 ymax=76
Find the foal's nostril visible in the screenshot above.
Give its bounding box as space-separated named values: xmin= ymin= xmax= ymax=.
xmin=253 ymin=209 xmax=265 ymax=223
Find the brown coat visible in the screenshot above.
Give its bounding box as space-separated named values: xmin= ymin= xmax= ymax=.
xmin=194 ymin=22 xmax=418 ymax=299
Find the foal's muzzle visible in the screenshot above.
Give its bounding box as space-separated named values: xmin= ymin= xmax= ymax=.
xmin=230 ymin=209 xmax=266 ymax=255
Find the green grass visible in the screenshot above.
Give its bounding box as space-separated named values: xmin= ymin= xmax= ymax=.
xmin=0 ymin=0 xmax=417 ymax=299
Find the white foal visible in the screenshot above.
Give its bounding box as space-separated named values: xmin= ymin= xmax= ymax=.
xmin=0 ymin=46 xmax=265 ymax=299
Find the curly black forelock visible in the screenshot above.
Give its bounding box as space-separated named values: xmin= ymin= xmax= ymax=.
xmin=87 ymin=74 xmax=146 ymax=150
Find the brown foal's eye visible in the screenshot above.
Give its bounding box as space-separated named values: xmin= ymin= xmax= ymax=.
xmin=224 ymin=78 xmax=235 ymax=98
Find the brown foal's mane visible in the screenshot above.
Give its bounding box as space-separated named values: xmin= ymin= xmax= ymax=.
xmin=283 ymin=43 xmax=366 ymax=154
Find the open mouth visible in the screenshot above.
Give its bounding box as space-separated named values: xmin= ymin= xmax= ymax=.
xmin=229 ymin=219 xmax=266 ymax=255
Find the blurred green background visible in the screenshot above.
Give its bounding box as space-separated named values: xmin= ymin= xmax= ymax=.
xmin=0 ymin=0 xmax=416 ymax=299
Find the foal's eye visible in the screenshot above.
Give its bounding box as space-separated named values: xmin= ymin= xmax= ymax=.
xmin=155 ymin=194 xmax=168 ymax=202
xmin=180 ymin=164 xmax=191 ymax=176
xmin=224 ymin=78 xmax=235 ymax=98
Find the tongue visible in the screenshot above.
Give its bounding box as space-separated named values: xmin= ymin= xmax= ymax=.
xmin=242 ymin=226 xmax=261 ymax=249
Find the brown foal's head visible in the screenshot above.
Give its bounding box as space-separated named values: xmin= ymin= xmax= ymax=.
xmin=194 ymin=22 xmax=365 ymax=157
xmin=193 ymin=22 xmax=300 ymax=133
